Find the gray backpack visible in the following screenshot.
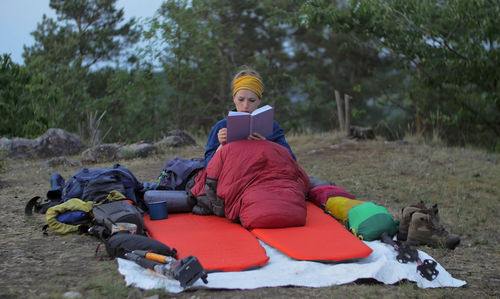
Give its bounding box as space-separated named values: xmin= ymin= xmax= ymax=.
xmin=91 ymin=201 xmax=145 ymax=239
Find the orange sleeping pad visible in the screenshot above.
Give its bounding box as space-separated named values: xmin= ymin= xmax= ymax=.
xmin=251 ymin=202 xmax=373 ymax=262
xmin=143 ymin=213 xmax=269 ymax=272
xmin=144 ymin=202 xmax=372 ymax=272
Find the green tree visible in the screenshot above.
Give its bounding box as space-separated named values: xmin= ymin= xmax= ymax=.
xmin=300 ymin=0 xmax=500 ymax=149
xmin=22 ymin=0 xmax=139 ymax=135
xmin=0 ymin=54 xmax=47 ymax=137
xmin=147 ymin=0 xmax=297 ymax=132
xmin=26 ymin=0 xmax=139 ymax=69
xmin=95 ymin=64 xmax=166 ymax=142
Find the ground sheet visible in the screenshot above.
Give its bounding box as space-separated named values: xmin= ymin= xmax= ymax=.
xmin=117 ymin=239 xmax=466 ymax=293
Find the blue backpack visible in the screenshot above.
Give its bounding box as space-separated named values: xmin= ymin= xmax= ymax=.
xmin=25 ymin=164 xmax=143 ymax=218
xmin=157 ymin=157 xmax=204 ymax=190
xmin=62 ymin=164 xmax=142 ymax=204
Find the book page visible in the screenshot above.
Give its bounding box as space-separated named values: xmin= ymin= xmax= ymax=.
xmin=251 ymin=106 xmax=274 ymax=137
xmin=251 ymin=105 xmax=273 ymax=116
xmin=227 ymin=113 xmax=251 ymax=143
xmin=228 ymin=111 xmax=249 ymax=116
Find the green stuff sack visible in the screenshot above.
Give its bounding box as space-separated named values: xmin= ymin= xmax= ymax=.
xmin=346 ymin=202 xmax=399 ymax=241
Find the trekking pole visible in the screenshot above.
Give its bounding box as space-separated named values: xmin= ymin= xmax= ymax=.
xmin=126 ymin=251 xmax=208 ymax=287
xmin=133 ymin=249 xmax=177 ymax=263
xmin=380 ymin=232 xmax=439 ymax=281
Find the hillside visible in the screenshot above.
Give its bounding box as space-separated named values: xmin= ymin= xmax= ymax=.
xmin=0 ymin=134 xmax=498 ymax=298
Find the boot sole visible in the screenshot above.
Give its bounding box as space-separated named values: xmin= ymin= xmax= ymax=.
xmin=405 ymin=237 xmax=424 ymax=247
xmin=407 ymin=236 xmax=455 ymax=249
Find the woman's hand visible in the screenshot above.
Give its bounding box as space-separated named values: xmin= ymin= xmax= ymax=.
xmin=217 ymin=128 xmax=227 ymax=145
xmin=248 ymin=132 xmax=266 ymax=140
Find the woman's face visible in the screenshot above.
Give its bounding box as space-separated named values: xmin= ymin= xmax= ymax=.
xmin=233 ymin=89 xmax=261 ymax=113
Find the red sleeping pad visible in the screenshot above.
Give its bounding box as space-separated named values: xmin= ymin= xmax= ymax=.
xmin=143 ymin=213 xmax=269 ymax=272
xmin=144 ymin=203 xmax=371 ymax=272
xmin=251 ymin=201 xmax=373 ymax=262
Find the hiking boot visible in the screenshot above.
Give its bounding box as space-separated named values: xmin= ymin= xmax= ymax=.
xmin=192 ymin=204 xmax=212 ymax=216
xmin=192 ymin=195 xmax=213 ymax=216
xmin=406 ymin=207 xmax=460 ymax=249
xmin=397 ymin=200 xmax=427 ymax=241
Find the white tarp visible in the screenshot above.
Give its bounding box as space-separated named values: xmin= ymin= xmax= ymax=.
xmin=117 ymin=240 xmax=466 ymax=293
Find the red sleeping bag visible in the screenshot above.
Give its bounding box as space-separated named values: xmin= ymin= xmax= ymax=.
xmin=203 ymin=140 xmax=310 ymax=229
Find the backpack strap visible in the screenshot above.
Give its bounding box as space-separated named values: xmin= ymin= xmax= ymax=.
xmin=25 ymin=196 xmax=42 ymax=216
xmin=88 ymin=224 xmax=110 ymax=241
xmin=25 ymin=196 xmax=64 ymax=216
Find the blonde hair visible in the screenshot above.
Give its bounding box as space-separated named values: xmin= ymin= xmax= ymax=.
xmin=231 ymin=66 xmax=263 ymax=95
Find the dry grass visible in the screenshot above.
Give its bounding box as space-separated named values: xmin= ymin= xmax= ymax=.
xmin=0 ymin=133 xmax=499 ymax=298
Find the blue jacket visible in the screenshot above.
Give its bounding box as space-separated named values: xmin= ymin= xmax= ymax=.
xmin=204 ymin=119 xmax=296 ymax=168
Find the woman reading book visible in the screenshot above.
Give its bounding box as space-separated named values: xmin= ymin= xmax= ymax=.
xmin=192 ymin=66 xmax=308 ymax=227
xmin=204 ymin=66 xmax=296 ymax=168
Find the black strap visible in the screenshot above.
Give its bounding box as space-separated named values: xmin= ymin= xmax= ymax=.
xmin=25 ymin=196 xmax=64 ymax=216
xmin=42 ymin=224 xmax=49 ymax=235
xmin=25 ymin=196 xmax=42 ymax=216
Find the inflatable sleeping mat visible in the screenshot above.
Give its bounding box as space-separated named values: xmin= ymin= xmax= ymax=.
xmin=144 ymin=202 xmax=372 ymax=271
xmin=251 ymin=201 xmax=373 ymax=262
xmin=143 ymin=213 xmax=269 ymax=272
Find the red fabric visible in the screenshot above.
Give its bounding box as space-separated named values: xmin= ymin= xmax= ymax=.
xmin=251 ymin=202 xmax=372 ymax=262
xmin=308 ymin=185 xmax=355 ymax=208
xmin=144 ymin=213 xmax=269 ymax=272
xmin=204 ymin=140 xmax=310 ymax=229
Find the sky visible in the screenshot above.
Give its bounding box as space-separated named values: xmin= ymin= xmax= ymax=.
xmin=0 ymin=0 xmax=164 ymax=65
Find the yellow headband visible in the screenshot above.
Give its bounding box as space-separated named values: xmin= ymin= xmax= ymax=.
xmin=233 ymin=75 xmax=263 ymax=99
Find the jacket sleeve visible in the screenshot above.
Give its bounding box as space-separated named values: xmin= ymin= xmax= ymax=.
xmin=204 ymin=119 xmax=227 ymax=168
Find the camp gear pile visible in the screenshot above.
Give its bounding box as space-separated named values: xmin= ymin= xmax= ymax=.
xmin=31 ymin=163 xmax=209 ymax=287
xmin=30 ymin=154 xmax=462 ymax=291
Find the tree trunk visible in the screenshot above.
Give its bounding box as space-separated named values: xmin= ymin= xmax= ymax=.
xmin=344 ymin=94 xmax=351 ymax=136
xmin=416 ymin=61 xmax=423 ymax=137
xmin=335 ymin=90 xmax=344 ymax=131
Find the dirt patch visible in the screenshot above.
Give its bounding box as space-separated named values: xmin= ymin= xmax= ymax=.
xmin=0 ymin=139 xmax=498 ymax=298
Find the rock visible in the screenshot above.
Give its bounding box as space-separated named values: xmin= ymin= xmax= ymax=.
xmin=82 ymin=142 xmax=158 ymax=162
xmin=8 ymin=137 xmax=35 ymax=158
xmin=349 ymin=126 xmax=375 ymax=140
xmin=119 ymin=143 xmax=157 ymax=159
xmin=1 ymin=129 xmax=86 ymax=158
xmin=156 ymin=130 xmax=196 ymax=148
xmin=170 ymin=129 xmax=196 ymax=145
xmin=81 ymin=144 xmax=121 ymax=163
xmin=161 ymin=135 xmax=184 ymax=147
xmin=32 ymin=128 xmax=86 ymax=158
xmin=40 ymin=156 xmax=83 ymax=169
xmin=0 ymin=137 xmax=12 ymax=151
xmin=63 ymin=291 xmax=82 ymax=299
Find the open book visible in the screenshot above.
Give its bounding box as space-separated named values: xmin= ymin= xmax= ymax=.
xmin=226 ymin=105 xmax=274 ymax=143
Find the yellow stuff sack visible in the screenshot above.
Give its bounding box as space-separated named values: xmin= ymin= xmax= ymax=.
xmin=325 ymin=196 xmax=365 ymax=223
xmin=46 ymin=198 xmax=94 ymax=234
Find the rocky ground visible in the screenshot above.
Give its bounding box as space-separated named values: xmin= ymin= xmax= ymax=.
xmin=0 ymin=136 xmax=498 ymax=298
